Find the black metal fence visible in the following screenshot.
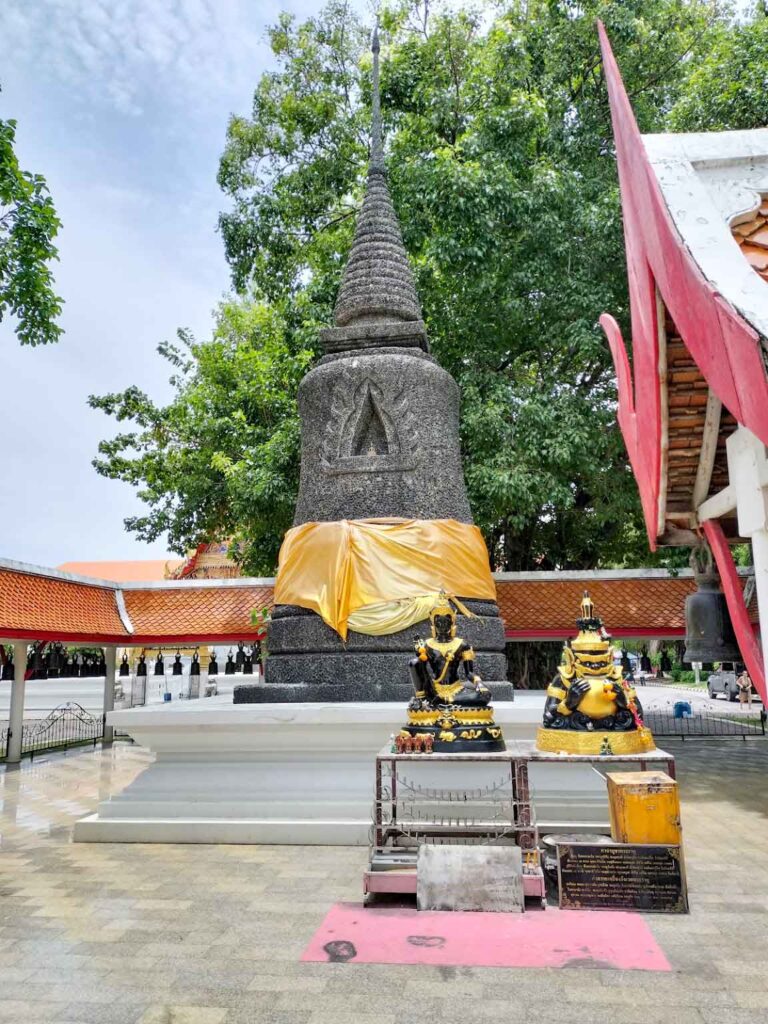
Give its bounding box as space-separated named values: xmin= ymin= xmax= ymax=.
xmin=644 ymin=708 xmax=767 ymax=739
xmin=0 ymin=702 xmax=105 ymax=761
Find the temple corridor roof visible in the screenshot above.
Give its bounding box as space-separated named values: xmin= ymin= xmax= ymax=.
xmin=0 ymin=559 xmax=757 ymax=645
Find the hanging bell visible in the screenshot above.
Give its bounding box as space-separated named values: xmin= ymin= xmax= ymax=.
xmin=154 ymin=651 xmax=165 ymax=676
xmin=235 ymin=641 xmax=245 ymax=671
xmin=683 ymin=544 xmax=741 ymax=664
xmin=208 ymin=652 xmax=219 ymax=676
xmin=32 ymin=645 xmax=48 ymax=680
xmin=136 ymin=653 xmax=147 ymax=677
xmin=172 ymin=651 xmax=183 ymax=676
xmin=119 ymin=652 xmax=130 ymax=677
xmin=224 ymin=650 xmax=236 ymax=675
xmin=2 ymin=653 xmax=14 ymax=681
xmin=242 ymin=648 xmax=253 ymax=675
xmin=190 ymin=651 xmax=201 ymax=677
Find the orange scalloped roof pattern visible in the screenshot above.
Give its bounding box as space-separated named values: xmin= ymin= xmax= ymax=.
xmin=0 ymin=569 xmax=124 ymax=640
xmin=0 ymin=567 xmax=758 ymax=643
xmin=496 ymin=575 xmax=758 ymax=636
xmin=732 ymin=199 xmax=768 ymax=284
xmin=124 ymin=585 xmax=274 ymax=642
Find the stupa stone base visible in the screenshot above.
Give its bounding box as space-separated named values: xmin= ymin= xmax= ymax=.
xmin=74 ymin=697 xmax=611 ymax=846
xmin=256 ymin=599 xmax=510 ymax=702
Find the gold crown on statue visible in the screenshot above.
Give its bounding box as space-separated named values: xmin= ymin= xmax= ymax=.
xmin=571 ymin=590 xmax=612 ymax=659
xmin=429 ymin=591 xmax=456 ymax=624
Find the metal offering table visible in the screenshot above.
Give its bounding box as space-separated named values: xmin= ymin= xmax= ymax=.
xmin=364 ymin=741 xmax=676 ymax=906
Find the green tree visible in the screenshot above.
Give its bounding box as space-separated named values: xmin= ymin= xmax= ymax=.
xmin=0 ymin=99 xmax=63 ymax=345
xmin=93 ymin=0 xmax=744 ymax=573
xmin=90 ymin=299 xmax=316 ymax=574
xmin=669 ymin=11 xmax=768 ymax=131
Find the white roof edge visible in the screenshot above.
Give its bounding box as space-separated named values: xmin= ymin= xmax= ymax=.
xmin=0 ymin=557 xmax=275 ymax=590
xmin=0 ymin=557 xmax=120 ymax=589
xmin=493 ymin=567 xmax=752 ymax=581
xmin=119 ymin=577 xmax=276 ymax=590
xmin=114 ymin=590 xmax=134 ymax=634
xmin=641 ymin=126 xmax=768 ymax=164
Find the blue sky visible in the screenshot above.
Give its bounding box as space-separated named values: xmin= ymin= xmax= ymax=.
xmin=0 ymin=0 xmax=362 ymax=567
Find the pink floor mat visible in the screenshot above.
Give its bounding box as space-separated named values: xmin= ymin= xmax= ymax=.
xmin=302 ymin=902 xmax=670 ymax=971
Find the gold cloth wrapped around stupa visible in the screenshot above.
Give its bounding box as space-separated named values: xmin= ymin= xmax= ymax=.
xmin=535 ymin=592 xmax=655 ymax=755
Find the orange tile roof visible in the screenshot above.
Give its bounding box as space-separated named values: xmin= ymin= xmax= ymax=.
xmin=0 ymin=569 xmax=124 ymax=642
xmin=496 ymin=574 xmax=758 ymax=637
xmin=732 ymin=200 xmax=768 ymax=285
xmin=57 ymin=559 xmax=183 ymax=582
xmin=124 ymin=585 xmax=273 ymax=644
xmin=0 ymin=563 xmax=758 ymax=644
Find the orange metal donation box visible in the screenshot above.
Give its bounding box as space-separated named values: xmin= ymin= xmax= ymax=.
xmin=607 ymin=771 xmax=681 ymax=846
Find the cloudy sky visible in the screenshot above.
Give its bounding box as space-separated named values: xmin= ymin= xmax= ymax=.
xmin=0 ymin=0 xmax=362 ymax=568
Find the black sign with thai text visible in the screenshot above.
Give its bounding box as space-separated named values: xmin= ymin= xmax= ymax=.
xmin=557 ymin=843 xmax=688 ymax=913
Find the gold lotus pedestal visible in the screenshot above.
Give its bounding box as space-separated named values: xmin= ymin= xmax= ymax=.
xmin=535 ymin=726 xmax=656 ymax=756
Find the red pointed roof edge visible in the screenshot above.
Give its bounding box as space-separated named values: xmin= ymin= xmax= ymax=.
xmin=597 ymin=21 xmax=768 ymax=546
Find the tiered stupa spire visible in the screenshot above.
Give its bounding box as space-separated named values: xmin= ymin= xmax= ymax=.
xmin=321 ymin=25 xmax=428 ymax=353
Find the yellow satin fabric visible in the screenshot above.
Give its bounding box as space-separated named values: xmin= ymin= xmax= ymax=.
xmin=274 ymin=518 xmax=496 ymax=639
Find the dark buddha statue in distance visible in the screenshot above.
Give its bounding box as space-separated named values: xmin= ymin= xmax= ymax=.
xmin=398 ymin=594 xmax=505 ymax=753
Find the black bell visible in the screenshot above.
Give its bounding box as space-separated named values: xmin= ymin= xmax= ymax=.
xmin=225 ymin=650 xmax=236 ymax=675
xmin=683 ymin=545 xmax=741 ymax=664
xmin=190 ymin=651 xmax=200 ymax=677
xmin=154 ymin=651 xmax=165 ymax=676
xmin=172 ymin=651 xmax=183 ymax=676
xmin=208 ymin=652 xmax=219 ymax=676
xmin=235 ymin=641 xmax=245 ymax=671
xmin=119 ymin=652 xmax=130 ymax=677
xmin=2 ymin=654 xmax=14 ymax=681
xmin=136 ymin=653 xmax=147 ymax=677
xmin=242 ymin=648 xmax=253 ymax=674
xmin=32 ymin=646 xmax=48 ymax=680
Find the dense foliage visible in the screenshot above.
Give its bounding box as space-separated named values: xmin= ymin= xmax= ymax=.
xmin=0 ymin=99 xmax=62 ymax=345
xmin=92 ymin=0 xmax=765 ymax=574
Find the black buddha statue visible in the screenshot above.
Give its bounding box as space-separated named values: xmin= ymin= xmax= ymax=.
xmin=235 ymin=642 xmax=245 ymax=672
xmin=398 ymin=593 xmax=504 ymax=752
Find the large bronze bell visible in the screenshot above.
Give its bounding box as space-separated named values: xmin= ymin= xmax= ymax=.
xmin=683 ymin=544 xmax=741 ymax=664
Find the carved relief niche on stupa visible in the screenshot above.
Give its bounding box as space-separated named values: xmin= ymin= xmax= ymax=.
xmin=321 ymin=373 xmax=417 ymax=475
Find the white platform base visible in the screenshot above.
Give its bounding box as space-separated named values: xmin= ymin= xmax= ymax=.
xmin=74 ymin=697 xmax=611 ymax=845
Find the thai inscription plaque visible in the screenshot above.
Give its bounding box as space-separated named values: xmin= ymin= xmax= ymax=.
xmin=557 ymin=843 xmax=688 ymax=913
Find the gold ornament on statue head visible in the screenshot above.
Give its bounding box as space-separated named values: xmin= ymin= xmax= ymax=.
xmin=569 ymin=590 xmax=616 ymax=675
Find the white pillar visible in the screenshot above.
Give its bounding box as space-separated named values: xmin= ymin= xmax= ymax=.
xmin=102 ymin=646 xmax=116 ymax=744
xmin=7 ymin=641 xmax=28 ymax=764
xmin=726 ymin=426 xmax=768 ymax=683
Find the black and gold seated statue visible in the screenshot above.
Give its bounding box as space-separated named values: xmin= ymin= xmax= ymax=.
xmin=399 ymin=593 xmax=505 ymax=752
xmin=536 ymin=592 xmax=655 ymax=755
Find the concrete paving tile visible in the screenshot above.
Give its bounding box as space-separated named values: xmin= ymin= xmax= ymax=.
xmin=56 ymin=1003 xmax=148 ymax=1024
xmin=246 ymin=977 xmax=326 ymax=993
xmin=698 ymin=1011 xmax=768 ymax=1024
xmin=138 ymin=1008 xmax=228 ymax=1024
xmin=0 ymin=1002 xmax=68 ymax=1022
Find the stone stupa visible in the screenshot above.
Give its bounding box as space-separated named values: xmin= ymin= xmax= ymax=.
xmin=238 ymin=28 xmax=511 ymax=703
